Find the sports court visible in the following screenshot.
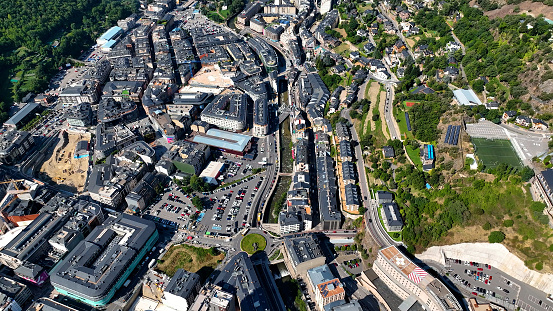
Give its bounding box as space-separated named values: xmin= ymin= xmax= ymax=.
xmin=472 ymin=138 xmax=522 ymax=169
xmin=402 ymin=100 xmax=420 ymax=110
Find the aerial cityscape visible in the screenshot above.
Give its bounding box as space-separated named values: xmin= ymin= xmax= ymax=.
xmin=0 ymin=0 xmax=552 ymax=310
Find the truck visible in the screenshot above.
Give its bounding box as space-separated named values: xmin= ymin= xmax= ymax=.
xmin=148 ymin=259 xmax=156 ymax=269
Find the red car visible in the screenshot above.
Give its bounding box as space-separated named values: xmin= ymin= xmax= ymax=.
xmin=478 ymin=268 xmax=483 ymax=271
xmin=472 ymin=292 xmax=477 ymax=296
xmin=489 ymin=276 xmax=492 ymax=280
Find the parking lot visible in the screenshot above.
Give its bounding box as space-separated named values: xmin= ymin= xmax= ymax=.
xmin=446 ymin=257 xmax=553 ymax=311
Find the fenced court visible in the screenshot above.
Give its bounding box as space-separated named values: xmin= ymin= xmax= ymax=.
xmin=472 ymin=138 xmax=522 ymax=169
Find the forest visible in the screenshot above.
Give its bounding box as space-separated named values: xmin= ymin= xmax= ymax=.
xmin=454 ymin=7 xmax=553 ymax=104
xmin=0 ymin=0 xmax=139 ymax=120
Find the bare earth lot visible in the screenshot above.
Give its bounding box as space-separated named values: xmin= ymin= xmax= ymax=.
xmin=484 ymin=1 xmax=553 ymax=20
xmin=38 ymin=132 xmax=89 ymax=193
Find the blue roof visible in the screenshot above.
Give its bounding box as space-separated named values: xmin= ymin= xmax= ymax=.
xmin=192 ymin=129 xmax=252 ymax=152
xmin=102 ymin=40 xmax=117 ymax=49
xmin=307 ymin=265 xmax=334 ymax=287
xmin=99 ymin=26 xmax=122 ymax=41
xmin=453 ymin=89 xmax=482 ymax=106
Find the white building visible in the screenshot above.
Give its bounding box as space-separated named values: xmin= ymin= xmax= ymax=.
xmin=321 ymin=0 xmax=333 ymax=14
xmin=373 ymin=246 xmax=462 ymax=311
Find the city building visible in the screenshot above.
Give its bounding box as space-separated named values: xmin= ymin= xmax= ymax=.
xmin=236 ymin=2 xmax=262 ymax=27
xmin=199 ymin=161 xmax=225 ymax=186
xmin=27 ymin=298 xmax=81 ymax=311
xmin=65 ymin=103 xmax=93 ymax=128
xmin=102 ymin=81 xmax=144 ymax=103
xmin=88 ymin=155 xmax=147 ymax=207
xmin=163 ymin=269 xmax=201 ymax=311
xmin=283 ymin=235 xmax=325 ymax=278
xmin=421 ymin=144 xmax=435 ymax=171
xmin=532 ymin=169 xmax=553 ymax=225
xmin=265 ymin=25 xmax=284 ymax=41
xmin=94 ymin=124 xmax=137 ymax=159
xmin=0 ymin=130 xmax=35 ymax=165
xmin=149 ymin=110 xmax=179 ymax=143
xmin=212 ymin=252 xmax=286 ymax=311
xmin=381 ymin=202 xmax=403 ymax=232
xmin=307 ymin=265 xmax=345 ymax=310
xmin=341 ymin=161 xmax=356 ymax=185
xmin=161 ymin=141 xmax=210 ymax=176
xmin=279 ymin=211 xmax=303 ymax=234
xmin=200 ymin=93 xmax=247 ymax=132
xmin=97 ymin=26 xmax=124 ymax=45
xmin=248 ymin=37 xmax=278 ymax=72
xmin=376 ymin=191 xmax=393 ymax=204
xmin=317 ymin=155 xmax=341 ymax=231
xmin=189 ymin=285 xmax=235 ymax=311
xmin=343 ymin=184 xmax=360 ymax=212
xmin=192 ymin=129 xmax=253 ymax=157
xmin=50 ymin=214 xmax=159 ymax=307
xmin=253 ymin=97 xmax=268 ymax=137
xmin=334 ymin=122 xmax=350 ymax=142
xmin=339 ymin=141 xmax=353 ymax=161
xmin=97 ymin=97 xmax=138 ymax=125
xmin=320 ymin=0 xmax=333 ymax=14
xmin=0 ymin=276 xmax=32 ymax=311
xmin=4 ymin=103 xmax=40 ymax=129
xmin=58 ymin=83 xmax=99 ymax=106
xmin=372 ymin=246 xmax=462 ymax=311
xmin=250 ymin=15 xmax=266 ymax=33
xmin=125 ymin=172 xmax=162 ymax=214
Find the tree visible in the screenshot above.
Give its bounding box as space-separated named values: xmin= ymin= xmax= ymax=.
xmin=482 ymin=222 xmax=492 ymax=230
xmin=472 ymin=79 xmax=485 ymax=93
xmin=358 ymin=206 xmax=367 ymax=214
xmin=503 ymin=219 xmax=514 ymax=227
xmin=488 ymin=231 xmax=505 ymax=243
xmin=518 ymin=166 xmax=535 ymax=182
xmin=192 ymin=197 xmax=204 ymax=211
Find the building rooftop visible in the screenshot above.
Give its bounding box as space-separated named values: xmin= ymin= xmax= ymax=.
xmin=192 ymin=129 xmax=252 ymax=153
xmin=165 ymin=269 xmax=200 ymax=298
xmin=4 ymin=103 xmax=39 ymax=127
xmin=453 ymin=89 xmax=483 ymax=106
xmin=50 ymin=214 xmax=157 ymax=304
xmin=284 ymin=234 xmax=324 ymax=267
xmin=213 ymin=252 xmax=274 ymax=311
xmin=382 ymin=202 xmax=403 ymax=228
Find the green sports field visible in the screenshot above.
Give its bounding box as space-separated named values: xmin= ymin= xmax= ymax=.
xmin=472 ymin=138 xmax=522 ymax=169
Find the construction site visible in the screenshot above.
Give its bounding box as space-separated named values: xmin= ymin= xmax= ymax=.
xmin=37 ymin=131 xmax=90 ymax=193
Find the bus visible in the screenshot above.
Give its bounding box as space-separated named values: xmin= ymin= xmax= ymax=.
xmin=241 ymin=228 xmax=250 ymax=236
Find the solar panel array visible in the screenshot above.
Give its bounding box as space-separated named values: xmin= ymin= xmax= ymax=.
xmin=444 ymin=125 xmax=461 ymax=145
xmin=405 ymin=112 xmax=412 ymax=131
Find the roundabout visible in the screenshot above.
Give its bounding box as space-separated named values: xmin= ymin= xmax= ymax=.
xmin=240 ymin=233 xmax=267 ymax=254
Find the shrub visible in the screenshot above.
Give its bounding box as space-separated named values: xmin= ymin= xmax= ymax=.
xmin=482 ymin=222 xmax=492 ymax=230
xmin=488 ymin=231 xmax=505 ymax=243
xmin=536 ymin=262 xmax=543 ymax=270
xmin=503 ymin=219 xmax=514 ymax=227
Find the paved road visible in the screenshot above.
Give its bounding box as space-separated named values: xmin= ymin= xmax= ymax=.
xmin=341 ymin=104 xmax=399 ymax=247
xmin=382 ymin=84 xmax=400 ymax=140
xmin=378 ymin=5 xmax=415 ymax=60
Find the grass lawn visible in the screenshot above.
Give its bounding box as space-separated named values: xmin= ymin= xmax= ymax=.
xmin=402 ymin=100 xmax=420 ymax=110
xmin=378 ymin=205 xmax=403 ymax=242
xmin=219 ymin=9 xmax=230 ymax=18
xmin=472 ymin=138 xmax=522 ymax=169
xmin=406 ymin=145 xmax=423 ymax=168
xmin=156 ymin=244 xmax=225 ymax=282
xmin=241 ymin=233 xmax=267 ymax=254
xmin=395 ymin=107 xmax=414 ymax=140
xmin=334 ymin=42 xmax=351 ymax=57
